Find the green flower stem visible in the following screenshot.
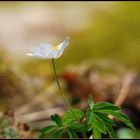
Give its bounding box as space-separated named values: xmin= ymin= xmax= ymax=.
xmin=51 ymin=59 xmax=79 ymax=122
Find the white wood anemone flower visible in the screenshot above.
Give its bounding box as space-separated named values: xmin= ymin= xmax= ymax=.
xmin=26 ymin=37 xmax=70 ymax=59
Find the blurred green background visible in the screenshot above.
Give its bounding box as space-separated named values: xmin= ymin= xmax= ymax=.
xmin=0 ymin=2 xmax=140 ymax=71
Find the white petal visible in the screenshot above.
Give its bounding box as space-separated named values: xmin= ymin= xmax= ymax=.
xmin=33 ymin=55 xmax=47 ymax=59
xmin=40 ymin=42 xmax=52 ymax=48
xmin=26 ymin=53 xmax=46 ymax=59
xmin=55 ymin=50 xmax=64 ymax=58
xmin=57 ymin=37 xmax=70 ymax=50
xmin=27 ymin=37 xmax=70 ymax=59
xmin=26 ymin=53 xmax=35 ymax=56
xmin=30 ymin=47 xmax=41 ymax=54
xmin=51 ymin=37 xmax=70 ymax=58
xmin=40 ymin=43 xmax=52 ymax=57
xmin=30 ymin=47 xmax=44 ymax=56
xmin=45 ymin=53 xmax=56 ymax=59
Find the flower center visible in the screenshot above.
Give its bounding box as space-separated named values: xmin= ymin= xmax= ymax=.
xmin=51 ymin=45 xmax=59 ymax=50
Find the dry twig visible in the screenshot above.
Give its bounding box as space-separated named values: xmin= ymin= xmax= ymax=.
xmin=108 ymin=71 xmax=136 ymax=119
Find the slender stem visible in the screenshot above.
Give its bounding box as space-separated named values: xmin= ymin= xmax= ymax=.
xmin=51 ymin=59 xmax=79 ymax=122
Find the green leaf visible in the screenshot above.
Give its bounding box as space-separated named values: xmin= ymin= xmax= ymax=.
xmin=68 ymin=123 xmax=86 ymax=132
xmin=127 ymin=122 xmax=136 ymax=131
xmin=106 ymin=124 xmax=117 ymax=138
xmin=50 ymin=114 xmax=62 ymax=126
xmin=86 ymin=110 xmax=94 ymax=125
xmin=2 ymin=127 xmax=20 ymax=139
xmin=92 ymin=123 xmax=101 ymax=139
xmin=92 ymin=113 xmax=106 ymax=134
xmin=39 ymin=125 xmax=58 ymax=138
xmin=94 ymin=102 xmax=121 ymax=111
xmin=63 ymin=108 xmax=84 ymax=124
xmin=47 ymin=128 xmax=64 ymax=138
xmin=94 ymin=112 xmax=116 ymax=126
xmin=96 ymin=110 xmax=135 ymax=130
xmin=88 ymin=96 xmax=94 ymax=110
xmin=1 ymin=117 xmax=11 ymax=128
xmin=92 ymin=112 xmax=117 ymax=138
xmin=67 ymin=128 xmax=78 ymax=138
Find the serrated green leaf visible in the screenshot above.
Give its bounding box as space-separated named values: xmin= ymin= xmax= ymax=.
xmin=92 ymin=123 xmax=101 ymax=139
xmin=95 ymin=110 xmax=135 ymax=130
xmin=47 ymin=128 xmax=64 ymax=138
xmin=106 ymin=124 xmax=117 ymax=138
xmin=39 ymin=125 xmax=58 ymax=138
xmin=94 ymin=112 xmax=116 ymax=126
xmin=94 ymin=102 xmax=121 ymax=111
xmin=86 ymin=111 xmax=94 ymax=125
xmin=63 ymin=108 xmax=84 ymax=124
xmin=50 ymin=114 xmax=62 ymax=126
xmin=92 ymin=112 xmax=116 ymax=138
xmin=127 ymin=121 xmax=136 ymax=131
xmin=92 ymin=113 xmax=106 ymax=134
xmin=67 ymin=129 xmax=74 ymax=138
xmin=40 ymin=125 xmax=57 ymax=134
xmin=67 ymin=128 xmax=78 ymax=138
xmin=68 ymin=122 xmax=86 ymax=132
xmin=88 ymin=96 xmax=94 ymax=110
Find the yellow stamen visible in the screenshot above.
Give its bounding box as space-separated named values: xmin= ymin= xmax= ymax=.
xmin=51 ymin=45 xmax=59 ymax=50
